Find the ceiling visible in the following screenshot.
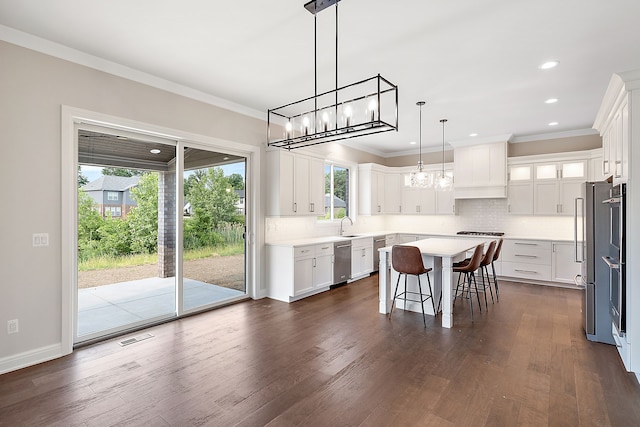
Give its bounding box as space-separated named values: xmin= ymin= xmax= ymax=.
xmin=2 ymin=0 xmax=639 ymax=156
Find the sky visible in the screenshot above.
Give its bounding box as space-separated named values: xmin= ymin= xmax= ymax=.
xmin=81 ymin=162 xmax=245 ymax=183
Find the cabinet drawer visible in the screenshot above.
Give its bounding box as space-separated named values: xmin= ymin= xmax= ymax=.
xmin=503 ymin=240 xmax=551 ymax=264
xmin=294 ymin=246 xmax=315 ymax=258
xmin=501 ymin=261 xmax=552 ymax=281
xmin=315 ymin=244 xmax=333 ymax=255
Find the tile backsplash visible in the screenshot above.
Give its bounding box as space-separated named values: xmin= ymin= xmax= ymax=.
xmin=266 ymin=198 xmax=575 ymax=243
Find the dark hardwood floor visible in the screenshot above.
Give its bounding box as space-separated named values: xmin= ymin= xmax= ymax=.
xmin=2 ymin=275 xmax=640 ymax=426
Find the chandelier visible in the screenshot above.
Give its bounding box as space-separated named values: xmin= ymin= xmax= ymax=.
xmin=409 ymin=101 xmax=433 ymax=188
xmin=435 ymin=118 xmax=453 ymax=191
xmin=267 ymin=0 xmax=398 ymax=150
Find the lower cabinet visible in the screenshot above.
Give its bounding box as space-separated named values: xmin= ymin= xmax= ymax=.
xmin=551 ymin=241 xmax=581 ymax=284
xmin=267 ymin=243 xmax=334 ymax=302
xmin=351 ymin=237 xmax=373 ymax=279
xmin=500 ymin=239 xmax=552 ymax=282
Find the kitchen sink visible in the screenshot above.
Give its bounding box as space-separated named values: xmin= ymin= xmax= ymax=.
xmin=340 ymin=234 xmax=361 ymax=238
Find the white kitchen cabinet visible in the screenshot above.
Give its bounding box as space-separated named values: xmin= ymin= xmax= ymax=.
xmin=351 ymin=237 xmax=373 ymax=279
xmin=551 ymin=242 xmax=581 ymax=284
xmin=435 ymin=184 xmax=456 ymax=215
xmin=266 ymin=150 xmax=324 ymax=216
xmin=359 ymin=165 xmax=403 ymax=215
xmin=507 ymin=164 xmax=533 ymax=214
xmin=453 ymin=141 xmax=507 ymax=198
xmin=533 ymin=160 xmax=586 ymax=216
xmin=402 ymin=186 xmax=436 ymax=214
xmin=500 ymin=239 xmax=552 ymax=282
xmin=267 ymin=243 xmax=334 ymax=302
xmin=383 ymin=173 xmax=403 ymax=214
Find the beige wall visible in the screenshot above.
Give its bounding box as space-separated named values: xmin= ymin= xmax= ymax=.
xmin=383 ymin=150 xmax=454 ymax=168
xmin=0 ymin=40 xmax=270 ymax=365
xmin=508 ymin=134 xmax=601 ymax=157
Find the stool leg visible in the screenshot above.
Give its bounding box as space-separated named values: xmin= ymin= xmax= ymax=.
xmin=479 ymin=269 xmax=488 ymax=308
xmin=472 ymin=272 xmax=482 ymax=312
xmin=426 ymin=272 xmax=436 ymax=315
xmin=416 ymin=276 xmax=427 ymax=327
xmin=466 ymin=272 xmax=474 ymax=321
xmin=483 ymin=265 xmax=494 ymax=303
xmin=389 ymin=273 xmax=402 ymax=317
xmin=491 ymin=261 xmax=499 ymax=301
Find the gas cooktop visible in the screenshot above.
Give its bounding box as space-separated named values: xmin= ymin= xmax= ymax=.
xmin=456 ymin=231 xmax=505 ymax=237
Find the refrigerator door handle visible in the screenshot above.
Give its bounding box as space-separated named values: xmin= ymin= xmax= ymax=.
xmin=574 ymin=197 xmax=584 ymax=262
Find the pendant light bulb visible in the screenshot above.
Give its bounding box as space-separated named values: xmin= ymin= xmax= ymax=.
xmin=436 ymin=118 xmax=453 ymax=191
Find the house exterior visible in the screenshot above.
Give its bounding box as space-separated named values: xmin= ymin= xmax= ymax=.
xmin=81 ymin=175 xmax=139 ymax=219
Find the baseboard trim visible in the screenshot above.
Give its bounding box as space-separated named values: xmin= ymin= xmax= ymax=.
xmin=0 ymin=343 xmax=63 ymax=375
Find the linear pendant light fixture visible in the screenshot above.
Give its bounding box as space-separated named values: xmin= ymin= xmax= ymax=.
xmin=409 ymin=101 xmax=432 ymax=188
xmin=267 ymin=0 xmax=398 ymax=150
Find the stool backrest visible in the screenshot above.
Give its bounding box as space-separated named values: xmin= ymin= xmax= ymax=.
xmin=392 ymin=245 xmax=426 ymax=275
xmin=480 ymin=240 xmax=497 ymax=267
xmin=493 ymin=238 xmax=504 ymax=262
xmin=456 ymin=243 xmax=485 ymax=273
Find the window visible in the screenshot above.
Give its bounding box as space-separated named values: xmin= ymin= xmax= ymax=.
xmin=104 ymin=206 xmax=121 ymax=217
xmin=321 ymin=163 xmax=350 ymax=220
xmin=107 ymin=191 xmax=119 ymax=201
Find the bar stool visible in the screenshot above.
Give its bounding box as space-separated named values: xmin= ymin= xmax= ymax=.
xmin=452 ymin=243 xmax=484 ymax=321
xmin=389 ymin=245 xmax=435 ymax=327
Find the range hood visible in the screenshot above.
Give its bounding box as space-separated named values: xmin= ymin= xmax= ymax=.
xmin=450 ymin=137 xmax=510 ymax=199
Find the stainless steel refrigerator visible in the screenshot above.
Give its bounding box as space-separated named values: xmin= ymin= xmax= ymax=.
xmin=576 ymin=181 xmax=614 ymax=344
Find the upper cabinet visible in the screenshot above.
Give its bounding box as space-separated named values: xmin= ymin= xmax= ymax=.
xmin=507 ymin=154 xmax=589 ymax=216
xmin=453 ymin=141 xmax=507 ymax=199
xmin=359 ymin=164 xmax=402 ymax=215
xmin=266 ymin=150 xmax=324 ymax=217
xmin=593 ymin=72 xmax=637 ymax=184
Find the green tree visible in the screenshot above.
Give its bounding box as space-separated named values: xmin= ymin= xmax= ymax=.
xmin=333 ymin=168 xmax=348 ymax=201
xmin=77 ymin=190 xmax=104 ymax=259
xmin=127 ymin=172 xmax=159 ymax=254
xmin=228 ymin=173 xmax=244 ymax=190
xmin=97 ymin=213 xmax=131 ymax=255
xmin=102 ymin=167 xmax=144 ymax=177
xmin=187 ymin=167 xmax=240 ymax=229
xmin=78 ymin=166 xmax=89 ymax=187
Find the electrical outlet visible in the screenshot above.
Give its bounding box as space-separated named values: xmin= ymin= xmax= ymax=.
xmin=32 ymin=233 xmax=49 ymax=247
xmin=7 ymin=319 xmax=19 ymax=334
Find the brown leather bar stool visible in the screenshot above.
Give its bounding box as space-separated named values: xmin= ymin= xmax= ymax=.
xmin=390 ymin=245 xmax=435 ymax=327
xmin=452 ymin=243 xmax=484 ymax=321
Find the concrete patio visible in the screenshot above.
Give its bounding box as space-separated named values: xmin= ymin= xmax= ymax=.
xmin=77 ymin=277 xmax=245 ymax=337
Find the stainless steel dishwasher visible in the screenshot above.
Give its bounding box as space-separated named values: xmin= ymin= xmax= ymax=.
xmin=333 ymin=240 xmax=352 ymax=285
xmin=372 ymin=235 xmax=386 ymax=272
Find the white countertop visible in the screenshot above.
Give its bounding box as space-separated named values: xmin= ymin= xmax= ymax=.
xmin=379 ymin=237 xmax=488 ymax=256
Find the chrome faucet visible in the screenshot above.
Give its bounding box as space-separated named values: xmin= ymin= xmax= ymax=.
xmin=339 ymin=216 xmax=353 ymax=236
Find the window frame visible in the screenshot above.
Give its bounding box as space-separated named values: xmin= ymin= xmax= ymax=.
xmin=320 ymin=161 xmax=356 ymax=222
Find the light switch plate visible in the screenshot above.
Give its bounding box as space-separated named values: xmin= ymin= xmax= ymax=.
xmin=7 ymin=319 xmax=19 ymax=334
xmin=33 ymin=233 xmax=49 ymax=247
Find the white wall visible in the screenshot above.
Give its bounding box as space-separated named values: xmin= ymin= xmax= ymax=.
xmin=0 ymin=41 xmax=266 ymax=372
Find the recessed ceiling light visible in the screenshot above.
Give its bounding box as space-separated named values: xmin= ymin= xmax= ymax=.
xmin=548 ymin=121 xmax=559 ymax=126
xmin=469 ymin=133 xmax=478 ymax=137
xmin=539 ymin=60 xmax=559 ymax=70
xmin=545 ymin=98 xmax=559 ymax=104
xmin=409 ymin=141 xmax=417 ymax=145
xmin=223 ymin=156 xmax=230 ymax=160
xmin=116 ymin=136 xmax=128 ymax=140
xmin=150 ymin=149 xmax=161 ymax=154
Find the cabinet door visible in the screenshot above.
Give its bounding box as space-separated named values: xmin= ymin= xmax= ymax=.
xmin=402 ymin=187 xmax=421 ymax=214
xmin=552 ymin=242 xmax=581 ymax=283
xmin=508 ymin=182 xmax=533 ymax=214
xmin=372 ymin=171 xmax=385 ymax=214
xmin=280 ymin=151 xmax=296 ymax=215
xmin=559 ymin=181 xmax=583 ymax=216
xmin=383 ymin=173 xmax=402 ymax=213
xmin=309 ymin=157 xmax=325 ymax=215
xmin=313 ymin=253 xmax=333 ymax=288
xmin=534 ymin=181 xmax=560 ymax=215
xmin=362 ymin=246 xmax=373 ymax=274
xmin=294 ymin=256 xmax=314 ymax=295
xmin=435 ymin=187 xmax=454 ymax=215
xmin=294 ymin=155 xmax=311 ymax=214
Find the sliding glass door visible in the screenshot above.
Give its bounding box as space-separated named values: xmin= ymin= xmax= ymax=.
xmin=75 ymin=129 xmax=247 ymax=343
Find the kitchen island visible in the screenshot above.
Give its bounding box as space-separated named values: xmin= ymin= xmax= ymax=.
xmin=379 ymin=237 xmax=488 ymax=328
